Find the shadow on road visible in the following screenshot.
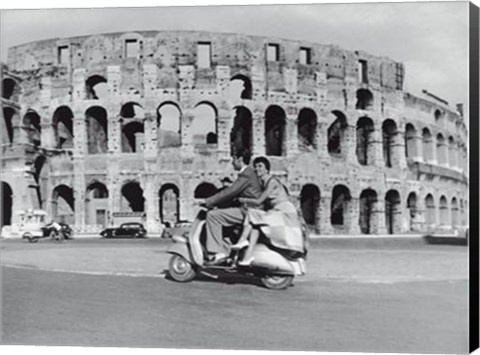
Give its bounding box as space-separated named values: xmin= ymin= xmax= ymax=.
xmin=161 ymin=268 xmax=267 ymax=288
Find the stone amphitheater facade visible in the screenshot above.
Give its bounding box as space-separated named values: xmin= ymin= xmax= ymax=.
xmin=0 ymin=30 xmax=469 ymax=236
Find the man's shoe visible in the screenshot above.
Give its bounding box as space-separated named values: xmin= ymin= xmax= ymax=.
xmin=208 ymin=253 xmax=228 ymax=265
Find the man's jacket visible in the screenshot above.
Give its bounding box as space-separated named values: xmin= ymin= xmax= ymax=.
xmin=205 ymin=166 xmax=262 ymax=209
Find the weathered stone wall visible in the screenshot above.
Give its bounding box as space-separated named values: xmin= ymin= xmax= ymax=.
xmin=1 ymin=31 xmax=469 ymax=236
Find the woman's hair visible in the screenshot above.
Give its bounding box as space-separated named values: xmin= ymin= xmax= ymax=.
xmin=253 ymin=156 xmax=271 ymax=172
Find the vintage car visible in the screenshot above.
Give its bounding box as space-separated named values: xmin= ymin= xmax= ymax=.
xmin=100 ymin=222 xmax=147 ymax=239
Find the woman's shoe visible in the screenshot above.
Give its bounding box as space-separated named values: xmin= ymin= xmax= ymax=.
xmin=238 ymin=256 xmax=254 ymax=267
xmin=231 ymin=239 xmax=249 ymax=250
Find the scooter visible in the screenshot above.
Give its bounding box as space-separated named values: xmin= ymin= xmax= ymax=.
xmin=167 ymin=208 xmax=307 ymax=290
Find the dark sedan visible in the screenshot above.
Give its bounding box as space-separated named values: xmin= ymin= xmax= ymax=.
xmin=100 ymin=223 xmax=147 ymax=239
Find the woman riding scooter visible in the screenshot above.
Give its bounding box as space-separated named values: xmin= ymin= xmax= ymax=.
xmin=232 ymin=156 xmax=307 ymax=266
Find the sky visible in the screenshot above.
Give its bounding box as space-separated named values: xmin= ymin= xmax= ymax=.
xmin=0 ymin=0 xmax=471 ymax=114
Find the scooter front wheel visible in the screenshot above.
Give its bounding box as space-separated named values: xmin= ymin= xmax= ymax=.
xmin=260 ymin=275 xmax=294 ymax=290
xmin=168 ymin=254 xmax=196 ymax=282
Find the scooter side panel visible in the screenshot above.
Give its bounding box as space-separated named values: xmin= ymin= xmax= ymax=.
xmin=251 ymin=244 xmax=295 ymax=275
xmin=167 ymin=242 xmax=193 ymax=263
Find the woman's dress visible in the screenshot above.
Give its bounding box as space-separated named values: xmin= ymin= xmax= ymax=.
xmin=247 ymin=177 xmax=305 ymax=255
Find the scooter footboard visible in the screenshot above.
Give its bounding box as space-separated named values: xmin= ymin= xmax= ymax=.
xmin=251 ymin=244 xmax=295 ymax=276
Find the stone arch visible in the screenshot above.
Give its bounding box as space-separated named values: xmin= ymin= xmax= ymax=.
xmin=434 ymin=109 xmax=444 ymax=125
xmin=265 ymin=105 xmax=286 ymax=156
xmin=120 ymin=181 xmax=145 ymax=212
xmin=356 ymin=89 xmax=374 ymax=110
xmin=159 ymin=184 xmax=180 ymax=226
xmin=382 ymin=119 xmax=398 ymax=168
xmin=120 ymin=102 xmax=144 ymax=119
xmin=439 ymin=195 xmax=449 ymax=226
xmin=52 ymin=184 xmax=75 ymax=224
xmin=229 ymin=74 xmax=252 ymax=100
xmin=436 ymin=133 xmax=447 ymax=165
xmin=86 ymin=106 xmax=108 ymax=154
xmin=422 ymin=128 xmax=434 ymax=162
xmin=2 ymin=78 xmax=18 ymax=100
xmin=356 ymin=116 xmax=375 ymax=165
xmin=359 ymin=188 xmax=378 ymax=234
xmin=425 ymin=194 xmax=436 ymax=226
xmin=328 ymin=110 xmax=348 ymax=157
xmin=53 ymin=106 xmax=74 ymax=148
xmin=230 ymin=106 xmax=253 ymax=156
xmin=85 ymin=75 xmax=108 ymax=100
xmin=85 ymin=181 xmax=109 ymax=227
xmin=406 ymin=192 xmax=418 ymax=231
xmin=122 ymin=121 xmax=144 ymax=153
xmin=23 ymin=109 xmax=42 ymax=146
xmin=1 ymin=181 xmax=13 ymax=227
xmin=157 ymin=102 xmax=181 ymax=148
xmin=331 ymin=184 xmax=352 ymax=229
xmin=3 ymin=107 xmax=16 ymax=144
xmin=405 ymin=123 xmax=417 ymax=158
xmin=385 ymin=189 xmax=401 ymax=234
xmin=194 ymin=182 xmax=218 ymax=199
xmin=300 ymin=184 xmax=320 ymax=231
xmin=192 ymin=102 xmax=218 ymax=145
xmin=448 ymin=136 xmax=456 ymax=168
xmin=298 ymin=108 xmax=317 ymax=151
xmin=451 ymin=197 xmax=459 ymax=227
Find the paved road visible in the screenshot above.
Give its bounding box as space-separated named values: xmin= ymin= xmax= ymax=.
xmin=1 ymin=239 xmax=469 ymax=353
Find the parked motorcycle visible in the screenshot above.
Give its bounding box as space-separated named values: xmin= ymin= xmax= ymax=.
xmin=167 ymin=208 xmax=307 ymax=290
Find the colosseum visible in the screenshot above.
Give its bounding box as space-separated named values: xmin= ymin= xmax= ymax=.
xmin=0 ymin=30 xmax=470 ymax=237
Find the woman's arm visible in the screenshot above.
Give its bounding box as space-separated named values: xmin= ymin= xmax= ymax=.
xmin=239 ymin=178 xmax=276 ymax=205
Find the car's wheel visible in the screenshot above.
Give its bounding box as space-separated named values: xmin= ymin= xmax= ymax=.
xmin=260 ymin=275 xmax=294 ymax=290
xmin=24 ymin=232 xmax=39 ymax=243
xmin=168 ymin=254 xmax=196 ymax=282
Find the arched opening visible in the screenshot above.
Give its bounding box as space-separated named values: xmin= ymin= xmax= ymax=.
xmin=298 ymin=108 xmax=317 ymax=151
xmin=331 ymin=185 xmax=351 ymax=229
xmin=436 ymin=133 xmax=447 ymax=165
xmin=85 ymin=182 xmax=108 ymax=227
xmin=355 ymin=89 xmax=374 ymax=110
xmin=120 ymin=102 xmax=144 ymax=119
xmin=122 ymin=121 xmax=144 ymax=153
xmin=191 ymin=102 xmax=218 ymax=145
xmin=33 ymin=155 xmax=47 ymax=209
xmin=382 ymin=119 xmax=398 ymax=168
xmin=121 ymin=181 xmax=145 ymax=212
xmin=328 ymin=111 xmax=348 ymax=157
xmin=448 ymin=136 xmax=456 ymax=168
xmin=230 ymin=106 xmax=252 ymax=156
xmin=1 ymin=181 xmax=13 ymax=227
xmin=425 ymin=194 xmax=436 ymax=226
xmin=85 ymin=75 xmax=108 ymax=100
xmin=159 ymin=184 xmax=180 ymax=226
xmin=300 ymin=184 xmax=320 ymax=231
xmin=439 ymin=195 xmax=449 ymax=226
xmin=451 ymin=197 xmax=459 ymax=227
xmin=265 ymin=105 xmax=286 ymax=156
xmin=407 ymin=192 xmax=418 ymax=231
xmin=405 ymin=123 xmax=417 ymax=158
xmin=359 ymin=189 xmax=378 ymax=234
xmin=385 ymin=189 xmax=401 ymax=234
xmin=2 ymin=78 xmax=16 ymax=100
xmin=86 ymin=106 xmax=108 ymax=154
xmin=422 ymin=128 xmax=433 ymax=162
xmin=52 ymin=185 xmax=75 ymax=224
xmin=434 ymin=109 xmax=444 ymax=124
xmin=194 ymin=182 xmax=218 ymax=199
xmin=23 ymin=110 xmax=42 ymax=146
xmin=356 ymin=116 xmax=374 ymax=165
xmin=53 ymin=106 xmax=74 ymax=148
xmin=3 ymin=107 xmax=15 ymax=144
xmin=157 ymin=102 xmax=181 ymax=148
xmin=229 ymin=75 xmax=252 ymax=100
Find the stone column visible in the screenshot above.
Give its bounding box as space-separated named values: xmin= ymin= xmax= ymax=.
xmin=413 ymin=132 xmax=423 ymax=162
xmin=373 ymin=198 xmax=387 ymax=235
xmin=285 ymin=110 xmax=299 ymax=156
xmin=372 ymin=121 xmax=384 ymax=168
xmin=395 ymin=129 xmax=407 ymax=169
xmin=345 ymin=124 xmax=357 ymax=163
xmin=143 ymin=113 xmax=157 ymax=157
xmin=181 ymin=111 xmax=195 ymax=157
xmin=348 ymin=197 xmax=361 ymax=234
xmin=319 ymin=195 xmax=332 ymax=235
xmin=73 ymin=162 xmax=86 ymax=232
xmin=143 ymin=174 xmax=159 ymax=235
xmin=217 ymin=109 xmax=231 ymax=154
xmin=252 ymin=109 xmax=265 ymax=157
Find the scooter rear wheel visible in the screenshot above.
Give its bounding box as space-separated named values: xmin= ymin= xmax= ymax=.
xmin=260 ymin=275 xmax=294 ymax=290
xmin=169 ymin=254 xmax=196 ymax=282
